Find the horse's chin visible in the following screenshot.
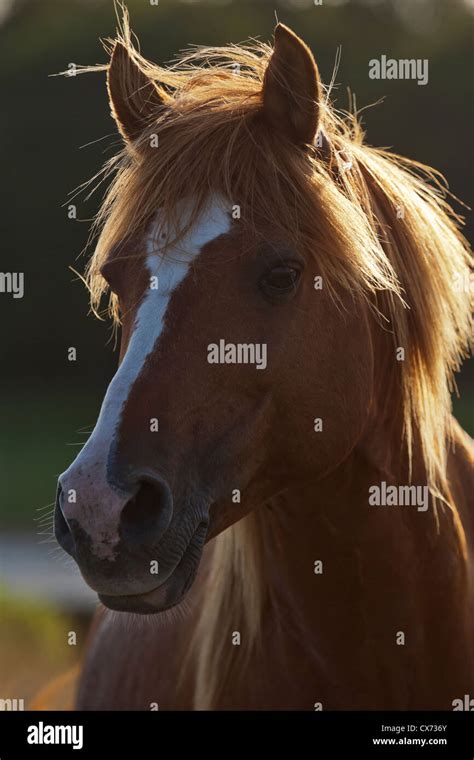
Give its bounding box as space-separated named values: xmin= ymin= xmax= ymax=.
xmin=97 ymin=522 xmax=206 ymax=615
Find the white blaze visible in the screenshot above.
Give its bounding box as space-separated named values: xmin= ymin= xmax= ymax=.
xmin=60 ymin=195 xmax=231 ymax=549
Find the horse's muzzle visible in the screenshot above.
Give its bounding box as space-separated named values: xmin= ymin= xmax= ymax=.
xmin=54 ymin=471 xmax=207 ymax=611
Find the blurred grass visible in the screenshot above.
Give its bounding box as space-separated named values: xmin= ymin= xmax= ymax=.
xmin=0 ymin=386 xmax=108 ymax=527
xmin=0 ymin=587 xmax=84 ymax=706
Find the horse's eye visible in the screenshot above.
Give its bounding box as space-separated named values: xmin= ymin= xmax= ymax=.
xmin=260 ymin=265 xmax=301 ymax=298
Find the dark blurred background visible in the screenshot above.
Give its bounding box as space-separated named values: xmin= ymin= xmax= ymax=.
xmin=0 ymin=0 xmax=472 ymax=705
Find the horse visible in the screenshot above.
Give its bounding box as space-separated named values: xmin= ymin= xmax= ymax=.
xmin=54 ymin=13 xmax=474 ymax=710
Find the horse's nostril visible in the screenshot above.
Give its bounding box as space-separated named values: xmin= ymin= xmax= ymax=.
xmin=54 ymin=484 xmax=76 ymax=558
xmin=119 ymin=477 xmax=173 ymax=550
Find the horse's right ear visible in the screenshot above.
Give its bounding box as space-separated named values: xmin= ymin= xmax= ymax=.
xmin=107 ymin=42 xmax=169 ymax=144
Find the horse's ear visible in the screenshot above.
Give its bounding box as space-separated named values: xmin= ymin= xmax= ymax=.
xmin=107 ymin=41 xmax=169 ymax=144
xmin=262 ymin=24 xmax=321 ymax=147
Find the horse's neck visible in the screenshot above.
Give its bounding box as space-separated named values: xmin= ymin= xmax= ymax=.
xmin=263 ymin=445 xmax=391 ymax=633
xmin=259 ymin=431 xmax=471 ymax=708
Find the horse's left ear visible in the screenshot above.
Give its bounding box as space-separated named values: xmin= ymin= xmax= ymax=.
xmin=107 ymin=41 xmax=170 ymax=144
xmin=262 ymin=24 xmax=322 ymax=147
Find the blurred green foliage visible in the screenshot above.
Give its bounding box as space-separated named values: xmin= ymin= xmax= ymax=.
xmin=0 ymin=586 xmax=81 ymax=703
xmin=0 ymin=0 xmax=472 ymax=525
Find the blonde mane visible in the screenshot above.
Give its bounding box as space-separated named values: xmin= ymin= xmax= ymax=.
xmin=78 ymin=12 xmax=472 ymax=709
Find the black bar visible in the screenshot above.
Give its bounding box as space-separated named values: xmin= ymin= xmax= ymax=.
xmin=0 ymin=711 xmax=473 ymax=757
